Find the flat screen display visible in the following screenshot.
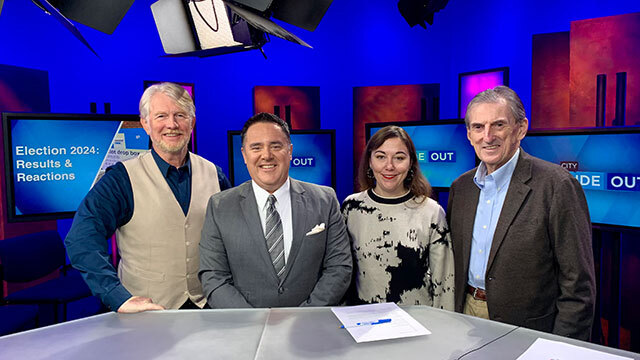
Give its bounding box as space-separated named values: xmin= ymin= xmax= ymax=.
xmin=458 ymin=67 xmax=509 ymax=118
xmin=228 ymin=130 xmax=336 ymax=188
xmin=2 ymin=112 xmax=149 ymax=222
xmin=521 ymin=127 xmax=640 ymax=229
xmin=366 ymin=121 xmax=477 ymax=189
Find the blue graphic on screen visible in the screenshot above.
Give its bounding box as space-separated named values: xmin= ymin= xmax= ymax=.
xmin=368 ymin=124 xmax=476 ymax=188
xmin=122 ymin=128 xmax=148 ymax=149
xmin=11 ymin=119 xmax=128 ymax=215
xmin=521 ymin=132 xmax=640 ymax=228
xmin=231 ymin=133 xmax=333 ymax=187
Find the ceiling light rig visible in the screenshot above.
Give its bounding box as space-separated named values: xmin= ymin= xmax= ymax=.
xmin=24 ymin=0 xmax=334 ymax=58
xmin=152 ymin=0 xmax=334 ymax=58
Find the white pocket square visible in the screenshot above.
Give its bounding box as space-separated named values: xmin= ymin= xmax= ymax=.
xmin=305 ymin=223 xmax=326 ymax=236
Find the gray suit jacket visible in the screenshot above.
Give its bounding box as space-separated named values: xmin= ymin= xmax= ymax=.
xmin=199 ymin=179 xmax=352 ymax=308
xmin=447 ymin=150 xmax=596 ymax=340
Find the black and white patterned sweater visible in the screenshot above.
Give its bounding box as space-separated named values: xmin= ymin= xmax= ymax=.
xmin=341 ymin=189 xmax=455 ymax=310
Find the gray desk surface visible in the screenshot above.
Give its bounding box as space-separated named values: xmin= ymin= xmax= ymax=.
xmin=1 ymin=306 xmax=637 ymax=359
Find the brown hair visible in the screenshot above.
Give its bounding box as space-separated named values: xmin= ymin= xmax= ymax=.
xmin=357 ymin=125 xmax=432 ymax=201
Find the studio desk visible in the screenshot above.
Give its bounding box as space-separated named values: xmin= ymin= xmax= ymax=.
xmin=1 ymin=306 xmax=638 ymax=359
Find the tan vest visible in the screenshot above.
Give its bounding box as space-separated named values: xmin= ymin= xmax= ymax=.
xmin=116 ymin=151 xmax=220 ymax=309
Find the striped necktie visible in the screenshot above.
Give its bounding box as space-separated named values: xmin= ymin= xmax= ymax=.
xmin=265 ymin=194 xmax=285 ymax=280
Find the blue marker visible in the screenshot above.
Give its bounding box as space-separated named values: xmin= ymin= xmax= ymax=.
xmin=341 ymin=318 xmax=392 ymax=328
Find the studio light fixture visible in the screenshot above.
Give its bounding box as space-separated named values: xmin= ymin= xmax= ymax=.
xmin=152 ymin=0 xmax=333 ymax=58
xmin=21 ymin=0 xmax=333 ymax=58
xmin=43 ymin=0 xmax=135 ymax=34
xmin=29 ymin=0 xmax=135 ymax=57
xmin=397 ymin=0 xmax=449 ymax=29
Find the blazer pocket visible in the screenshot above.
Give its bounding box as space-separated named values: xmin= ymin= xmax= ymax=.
xmin=305 ymin=231 xmax=326 ymax=241
xmin=302 ymin=232 xmax=327 ymax=255
xmin=305 ymin=224 xmax=326 ymax=236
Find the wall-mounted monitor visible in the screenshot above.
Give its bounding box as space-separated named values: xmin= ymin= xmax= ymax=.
xmin=458 ymin=67 xmax=509 ymax=119
xmin=228 ymin=129 xmax=336 ymax=189
xmin=2 ymin=112 xmax=149 ymax=222
xmin=366 ymin=121 xmax=477 ymax=189
xmin=521 ymin=127 xmax=640 ymax=229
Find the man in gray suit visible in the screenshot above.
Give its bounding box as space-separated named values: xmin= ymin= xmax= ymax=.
xmin=447 ymin=86 xmax=596 ymax=340
xmin=199 ymin=113 xmax=352 ymax=308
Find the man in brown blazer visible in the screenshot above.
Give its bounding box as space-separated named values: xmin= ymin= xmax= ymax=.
xmin=447 ymin=86 xmax=596 ymax=340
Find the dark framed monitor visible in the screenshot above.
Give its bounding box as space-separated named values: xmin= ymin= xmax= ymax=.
xmin=458 ymin=67 xmax=509 ymax=119
xmin=520 ymin=127 xmax=640 ymax=229
xmin=227 ymin=129 xmax=336 ymax=188
xmin=365 ymin=120 xmax=478 ymax=189
xmin=2 ymin=112 xmax=149 ymax=222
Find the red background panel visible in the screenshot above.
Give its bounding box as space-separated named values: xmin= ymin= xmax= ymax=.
xmin=531 ymin=32 xmax=570 ymax=129
xmin=253 ymin=86 xmax=320 ymax=130
xmin=352 ymin=84 xmax=439 ymax=190
xmin=570 ymin=12 xmax=640 ymax=126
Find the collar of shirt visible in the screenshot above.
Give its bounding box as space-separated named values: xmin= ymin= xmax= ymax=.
xmin=367 ymin=188 xmax=414 ymax=205
xmin=473 ymin=148 xmax=520 ymax=190
xmin=151 ymin=148 xmax=191 ymax=177
xmin=251 ymin=178 xmax=291 ymax=212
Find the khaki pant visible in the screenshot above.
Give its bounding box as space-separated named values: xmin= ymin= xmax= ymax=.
xmin=463 ymin=293 xmax=489 ymax=319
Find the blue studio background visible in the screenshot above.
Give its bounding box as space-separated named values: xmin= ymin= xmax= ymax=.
xmin=2 ymin=0 xmax=640 ymax=350
xmin=2 ymin=0 xmax=638 ymax=203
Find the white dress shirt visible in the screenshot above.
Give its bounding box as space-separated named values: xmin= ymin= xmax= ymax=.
xmin=251 ymin=178 xmax=293 ymax=263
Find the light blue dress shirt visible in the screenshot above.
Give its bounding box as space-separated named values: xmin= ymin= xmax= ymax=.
xmin=468 ymin=149 xmax=520 ymax=290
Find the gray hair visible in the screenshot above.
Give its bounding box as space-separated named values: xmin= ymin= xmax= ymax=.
xmin=139 ymin=82 xmax=195 ymax=120
xmin=464 ymin=85 xmax=526 ymax=127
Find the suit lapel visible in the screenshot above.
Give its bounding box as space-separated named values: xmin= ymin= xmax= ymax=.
xmin=487 ymin=151 xmax=532 ymax=272
xmin=239 ymin=182 xmax=280 ymax=281
xmin=283 ymin=179 xmax=309 ymax=281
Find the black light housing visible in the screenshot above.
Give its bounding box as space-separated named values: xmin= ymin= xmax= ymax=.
xmin=397 ymin=0 xmax=449 ymax=29
xmin=44 ymin=0 xmax=134 ymax=34
xmin=29 ymin=0 xmax=134 ymax=57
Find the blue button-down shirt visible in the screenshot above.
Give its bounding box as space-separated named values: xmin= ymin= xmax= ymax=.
xmin=468 ymin=149 xmax=520 ymax=290
xmin=64 ymin=149 xmax=231 ymax=311
xmin=151 ymin=150 xmax=192 ymax=215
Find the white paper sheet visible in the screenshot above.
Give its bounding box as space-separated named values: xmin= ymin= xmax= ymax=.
xmin=331 ymin=303 xmax=431 ymax=343
xmin=517 ymin=338 xmax=633 ymax=360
